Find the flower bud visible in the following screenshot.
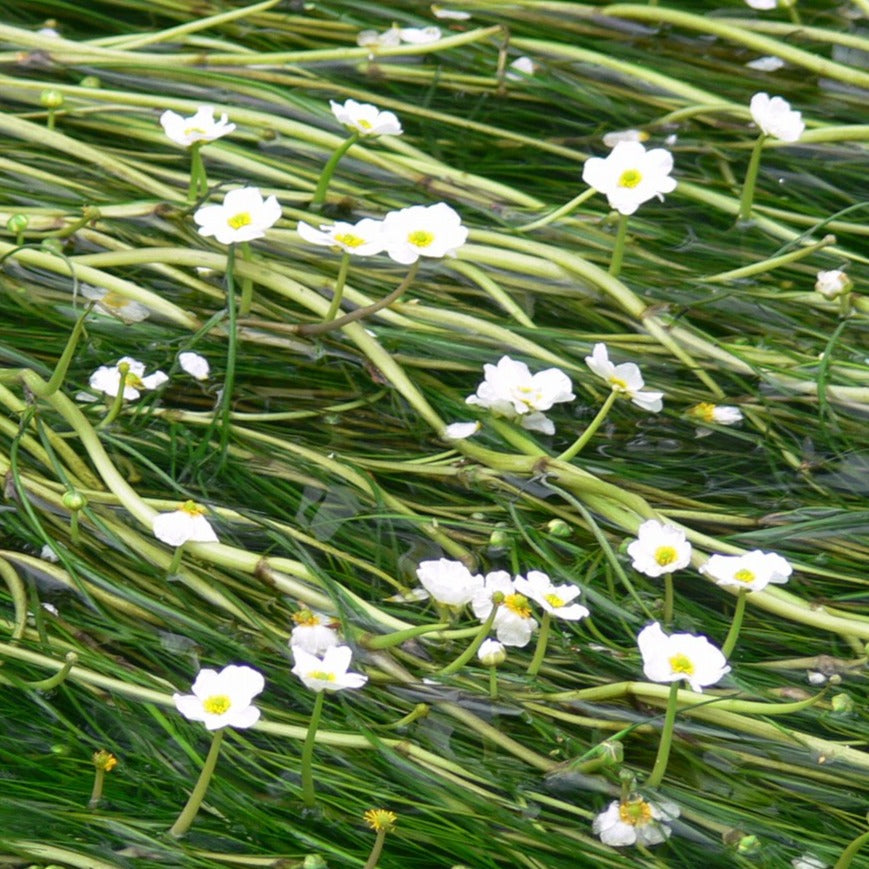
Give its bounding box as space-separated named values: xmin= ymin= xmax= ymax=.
xmin=737 ymin=834 xmax=761 ymax=855
xmin=815 ymin=269 xmax=852 ymax=300
xmin=6 ymin=214 xmax=28 ymax=234
xmin=545 ymin=518 xmax=572 ymax=538
xmin=62 ymin=490 xmax=87 ymax=511
xmin=830 ymin=692 xmax=853 ymax=714
xmin=477 ymin=638 xmax=507 ymax=667
xmin=79 ymin=75 xmax=101 ymax=88
xmin=92 ymin=749 xmax=117 ymax=772
xmin=40 ymin=88 xmax=64 ymax=109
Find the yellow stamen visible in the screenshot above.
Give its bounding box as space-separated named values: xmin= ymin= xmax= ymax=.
xmin=408 ymin=229 xmax=435 ymax=248
xmin=618 ymin=168 xmax=643 ymax=188
xmin=691 ymin=402 xmax=717 ymax=423
xmin=92 ymin=749 xmax=118 ymax=772
xmin=544 ymin=592 xmax=565 ymax=608
xmin=357 ymin=119 xmax=373 ymax=130
xmin=293 ymin=608 xmax=319 ymax=626
xmin=668 ymin=653 xmax=694 ymax=675
xmin=504 ymin=593 xmax=531 ymax=618
xmin=734 ymin=568 xmax=756 ymax=584
xmin=183 ymin=126 xmax=207 ymax=137
xmin=179 ymin=500 xmax=206 ymax=516
xmin=203 ymin=694 xmax=232 ymax=715
xmin=655 ymin=546 xmax=678 ymax=567
xmin=619 ymin=798 xmax=653 ymax=826
xmin=609 ymin=376 xmax=629 ymax=391
xmin=228 ymin=212 xmax=252 ymax=230
xmin=308 ymin=670 xmax=336 ymax=682
xmin=334 ymin=232 xmax=365 ymax=248
xmin=364 ymin=808 xmax=397 ymax=832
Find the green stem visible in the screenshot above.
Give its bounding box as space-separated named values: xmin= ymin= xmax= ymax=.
xmin=721 ymin=590 xmax=748 ymax=659
xmin=169 ymin=728 xmax=225 ymax=837
xmin=95 ymin=363 xmax=130 ymax=430
xmin=644 ymin=679 xmax=680 ymax=789
xmin=188 ymin=143 xmax=205 ymax=204
xmin=361 ymin=622 xmax=450 ymax=650
xmin=167 ymin=544 xmax=185 ymax=577
xmin=25 ymin=651 xmax=77 ymax=690
xmin=219 ymin=244 xmax=238 ymax=460
xmin=439 ymin=606 xmax=499 ymax=676
xmin=70 ymin=511 xmax=80 ymax=547
xmin=785 ymin=3 xmax=801 ymax=26
xmin=662 ymin=572 xmax=673 ymax=626
xmin=43 ymin=304 xmax=92 ymax=396
xmin=88 ymin=768 xmax=106 ymax=809
xmin=239 ymin=241 xmax=254 ymax=316
xmin=556 ymin=389 xmax=618 ymax=462
xmin=300 ymin=690 xmax=326 ymax=807
xmin=834 ymin=829 xmax=869 ymax=869
xmin=608 ymin=213 xmax=630 ymax=277
xmin=738 ymin=134 xmax=768 ymax=223
xmin=527 ymin=611 xmax=551 ymax=677
xmin=363 ymin=829 xmax=388 ymax=869
xmin=489 ymin=666 xmax=498 ymax=700
xmin=310 ymin=131 xmax=360 ymax=211
xmin=324 ymin=252 xmax=351 ymax=321
xmin=518 ymin=187 xmax=597 ymax=231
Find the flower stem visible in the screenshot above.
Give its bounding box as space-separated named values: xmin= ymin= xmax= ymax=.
xmin=644 ymin=679 xmax=680 ymax=790
xmin=662 ymin=572 xmax=674 ymax=626
xmin=167 ymin=544 xmax=185 ymax=577
xmin=360 ymin=622 xmax=450 ymax=650
xmin=363 ymin=829 xmax=388 ymax=869
xmin=721 ymin=590 xmax=748 ymax=659
xmin=310 ymin=131 xmax=360 ymax=211
xmin=219 ymin=244 xmax=239 ymax=461
xmin=300 ymin=690 xmax=326 ymax=807
xmin=834 ymin=828 xmax=869 ymax=869
xmin=518 ymin=187 xmax=597 ymax=231
xmin=188 ymin=143 xmax=206 ymax=203
xmin=439 ymin=606 xmax=498 ymax=676
xmin=169 ymin=727 xmax=225 ymax=837
xmin=489 ymin=666 xmax=499 ymax=700
xmin=239 ymin=241 xmax=254 ymax=316
xmin=25 ymin=651 xmax=77 ymax=690
xmin=324 ymin=252 xmax=351 ymax=321
xmin=526 ymin=611 xmax=551 ymax=678
xmin=44 ymin=304 xmax=93 ymax=397
xmin=738 ymin=134 xmax=768 ymax=222
xmin=95 ymin=363 xmax=130 ymax=430
xmin=608 ymin=213 xmax=630 ymax=278
xmin=88 ymin=767 xmax=106 ymax=809
xmin=556 ymin=389 xmax=618 ymax=462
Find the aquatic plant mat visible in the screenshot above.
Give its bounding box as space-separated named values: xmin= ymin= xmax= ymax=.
xmin=1 ymin=1 xmax=867 ymax=867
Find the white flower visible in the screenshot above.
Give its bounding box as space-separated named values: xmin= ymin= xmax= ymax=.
xmin=627 ymin=520 xmax=692 ymax=578
xmin=178 ymin=351 xmax=210 ymax=381
xmin=806 ymin=671 xmax=827 ymax=686
xmin=381 ymin=202 xmax=468 ymax=264
xmin=297 ymin=218 xmax=386 ymax=255
xmin=89 ymin=356 xmax=168 ymax=400
xmin=585 ymin=343 xmax=663 ymax=412
xmin=153 ymin=500 xmax=218 ymax=547
xmin=687 ymin=402 xmax=744 ymax=426
xmin=398 ymin=26 xmax=442 ymax=44
xmin=750 ymin=92 xmax=804 ymax=143
xmin=330 ymin=99 xmax=402 ymax=137
xmin=602 ymin=129 xmax=649 ymax=148
xmin=472 ymin=570 xmax=538 ymax=647
xmin=432 ymin=5 xmax=471 ymax=20
xmin=477 ymin=638 xmax=507 ymax=667
xmin=593 ymin=796 xmax=680 ymax=847
xmin=465 ymin=355 xmax=575 ymax=435
xmin=160 ymin=105 xmax=235 ymax=147
xmin=443 ymin=421 xmax=482 ymax=440
xmin=356 ymin=27 xmax=402 ymax=50
xmin=514 ymin=570 xmax=589 ymax=620
xmin=291 ymin=645 xmax=368 ymax=692
xmin=700 ymin=550 xmax=792 ymax=593
xmin=792 ymin=855 xmax=828 ymax=869
xmin=744 ymin=0 xmax=777 ymax=9
xmin=290 ymin=609 xmax=340 ymax=656
xmin=815 ymin=269 xmax=852 ymax=300
xmin=746 ymin=55 xmax=785 ymax=71
xmin=582 ymin=141 xmax=676 ymax=216
xmin=81 ymin=285 xmax=150 ymax=323
xmin=194 ymin=186 xmax=281 ymax=245
xmin=506 ymin=56 xmax=537 ymax=80
xmin=416 ymin=558 xmax=483 ymax=606
xmin=40 ymin=544 xmax=59 ymax=562
xmin=173 ymin=664 xmax=265 ymax=731
xmin=638 ymin=622 xmax=730 ymax=692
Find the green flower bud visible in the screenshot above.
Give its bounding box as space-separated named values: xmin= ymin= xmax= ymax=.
xmin=545 ymin=518 xmax=572 ymax=538
xmin=79 ymin=75 xmax=101 ymax=88
xmin=6 ymin=214 xmax=29 ymax=234
xmin=831 ymin=693 xmax=854 ymax=714
xmin=62 ymin=490 xmax=87 ymax=511
xmin=40 ymin=88 xmax=64 ymax=109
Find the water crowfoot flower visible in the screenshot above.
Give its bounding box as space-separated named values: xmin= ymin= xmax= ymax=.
xmin=153 ymin=500 xmax=218 ymax=576
xmin=290 ymin=609 xmax=340 ymax=656
xmin=687 ymin=402 xmax=744 ymax=435
xmin=472 ymin=571 xmax=538 ymax=647
xmin=627 ymin=520 xmax=692 ymax=624
xmin=330 ymin=99 xmax=403 ymax=137
xmin=585 ymin=343 xmax=663 ymax=412
xmin=82 ymin=285 xmax=150 ymax=323
xmin=178 ymin=351 xmax=210 ymax=381
xmin=478 ymin=638 xmax=507 ymax=699
xmin=89 ymin=357 xmax=168 ymax=400
xmin=416 ymin=558 xmax=484 ymax=608
xmin=363 ymin=809 xmax=398 ymax=869
xmin=88 ymin=749 xmax=118 ymax=809
xmin=815 ymin=269 xmax=854 ymax=316
xmin=194 ymin=187 xmax=281 ymax=246
xmin=381 ymin=202 xmax=468 ymax=265
xmin=593 ymin=795 xmax=680 ymax=847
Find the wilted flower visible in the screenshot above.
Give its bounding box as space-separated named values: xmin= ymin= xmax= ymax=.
xmin=627 ymin=520 xmax=692 ymax=578
xmin=442 ymin=420 xmax=482 ymax=440
xmin=173 ymin=664 xmax=265 ymax=730
xmin=815 ymin=269 xmax=852 ymax=300
xmin=381 ymin=202 xmax=467 ymax=264
xmin=89 ymin=357 xmax=168 ymax=400
xmin=701 ymin=550 xmax=792 ymax=592
xmin=291 ymin=645 xmax=368 ymax=692
xmin=92 ymin=749 xmax=118 ymax=772
xmin=585 ymin=343 xmax=663 ymax=412
xmin=465 ymin=355 xmax=575 ymax=435
xmin=506 ymin=56 xmax=536 ymax=80
xmin=637 ymin=622 xmax=730 ymax=692
xmin=330 ymin=99 xmax=402 ymax=137
xmin=582 ymin=141 xmax=676 ymax=215
xmin=297 ymin=217 xmax=386 ymax=255
xmin=194 ymin=186 xmax=281 ymax=245
xmin=593 ymin=796 xmax=680 ymax=847
xmin=477 ymin=638 xmax=507 ymax=667
xmin=290 ymin=609 xmax=340 ymax=656
xmin=687 ymin=402 xmax=744 ymax=426
xmin=178 ymin=351 xmax=210 ymax=381
xmin=153 ymin=501 xmax=218 ymax=546
xmin=416 ymin=558 xmax=483 ymax=607
xmin=750 ymin=92 xmax=804 ymax=142
xmin=472 ymin=571 xmax=538 ymax=647
xmin=514 ymin=570 xmax=589 ymax=620
xmin=160 ymin=105 xmax=235 ymax=147
xmin=746 ymin=55 xmax=785 ymax=71
xmin=398 ymin=26 xmax=442 ymax=44
xmin=82 ymin=285 xmax=150 ymax=323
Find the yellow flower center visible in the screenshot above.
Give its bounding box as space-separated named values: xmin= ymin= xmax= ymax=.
xmin=734 ymin=568 xmax=756 ymax=584
xmin=334 ymin=232 xmax=366 ymax=248
xmin=92 ymin=749 xmax=118 ymax=772
xmin=408 ymin=229 xmax=435 ymax=248
xmin=544 ymin=592 xmax=565 ymax=608
xmin=228 ymin=211 xmax=252 ymax=230
xmin=618 ymin=168 xmax=643 ymax=188
xmin=668 ymin=653 xmax=694 ymax=675
xmin=363 ymin=808 xmax=398 ymax=832
xmin=655 ymin=546 xmax=678 ymax=567
xmin=180 ymin=500 xmax=206 ymax=515
xmin=308 ymin=670 xmax=336 ymax=682
xmin=609 ymin=375 xmax=629 ymax=391
xmin=125 ymin=373 xmax=145 ymax=389
xmin=203 ymin=694 xmax=232 ymax=715
xmin=101 ymin=291 xmax=129 ymax=309
xmin=184 ymin=126 xmax=207 ymax=137
xmin=619 ymin=798 xmax=653 ymax=826
xmin=503 ymin=593 xmax=531 ymax=618
xmin=691 ymin=402 xmax=717 ymax=423
xmin=293 ymin=608 xmax=319 ymax=626
xmin=357 ymin=119 xmax=373 ymax=130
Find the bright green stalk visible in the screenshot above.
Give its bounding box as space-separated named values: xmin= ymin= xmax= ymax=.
xmin=42 ymin=304 xmax=92 ymax=396
xmin=24 ymin=652 xmax=77 ymax=690
xmin=300 ymin=690 xmax=326 ymax=807
xmin=721 ymin=590 xmax=749 ymax=658
xmin=324 ymin=252 xmax=351 ymax=321
xmin=519 ymin=187 xmax=597 ymax=231
xmin=239 ymin=241 xmax=254 ymax=316
xmin=526 ymin=611 xmax=551 ymax=678
xmin=644 ymin=679 xmax=680 ymax=789
xmin=361 ymin=622 xmax=450 ymax=650
xmin=310 ymin=130 xmax=359 ymax=211
xmin=439 ymin=605 xmax=499 ymax=676
xmin=608 ymin=213 xmax=630 ymax=277
xmin=556 ymin=390 xmax=618 ymax=462
xmin=96 ymin=362 xmax=130 ymax=430
xmin=219 ymin=244 xmax=239 ymax=460
xmin=169 ymin=728 xmax=225 ymax=837
xmin=489 ymin=667 xmax=499 ymax=700
xmin=187 ymin=143 xmax=205 ymax=203
xmin=834 ymin=829 xmax=869 ymax=869
xmin=662 ymin=573 xmax=674 ymax=626
xmin=166 ymin=544 xmax=185 ymax=578
xmin=739 ymin=134 xmax=768 ymax=222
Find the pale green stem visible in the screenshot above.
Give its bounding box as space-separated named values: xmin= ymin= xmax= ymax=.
xmin=739 ymin=134 xmax=768 ymax=222
xmin=169 ymin=728 xmax=225 ymax=837
xmin=88 ymin=768 xmax=106 ymax=809
xmin=69 ymin=511 xmax=80 ymax=547
xmin=239 ymin=241 xmax=254 ymax=316
xmin=43 ymin=304 xmax=93 ymax=396
xmin=557 ymin=389 xmax=619 ymax=462
xmin=786 ymin=3 xmax=801 ymax=26
xmin=188 ymin=143 xmax=205 ymax=204
xmin=489 ymin=667 xmax=499 ymax=700
xmin=608 ymin=213 xmax=630 ymax=277
xmin=310 ymin=130 xmax=360 ymax=211
xmin=662 ymin=573 xmax=674 ymax=626
xmin=301 ymin=690 xmax=326 ymax=807
xmin=839 ymin=293 xmax=853 ymax=318
xmin=167 ymin=544 xmax=185 ymax=578
xmin=363 ymin=829 xmax=388 ymax=869
xmin=518 ymin=187 xmax=597 ymax=231
xmin=95 ymin=364 xmax=130 ymax=430
xmin=834 ymin=829 xmax=869 ymax=869
xmin=721 ymin=590 xmax=749 ymax=658
xmin=527 ymin=611 xmax=551 ymax=678
xmin=439 ymin=606 xmax=499 ymax=676
xmin=219 ymin=244 xmax=239 ymax=459
xmin=644 ymin=679 xmax=681 ymax=789
xmin=361 ymin=622 xmax=450 ymax=650
xmin=324 ymin=252 xmax=351 ymax=321
xmin=703 ymin=233 xmax=836 ymax=283
xmin=25 ymin=651 xmax=77 ymax=690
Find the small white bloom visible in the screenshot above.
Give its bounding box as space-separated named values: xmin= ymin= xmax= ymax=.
xmin=194 ymin=186 xmax=281 ymax=245
xmin=477 ymin=638 xmax=507 ymax=667
xmin=593 ymin=796 xmax=680 ymax=847
xmin=291 ymin=645 xmax=368 ymax=692
xmin=81 ymin=285 xmax=150 ymax=324
xmin=173 ymin=664 xmax=265 ymax=730
xmin=297 ymin=218 xmax=386 ymax=255
xmin=290 ymin=610 xmax=341 ymax=656
xmin=746 ymin=55 xmax=785 ymax=71
xmin=398 ymin=26 xmax=442 ymax=44
xmin=416 ymin=558 xmax=483 ymax=607
xmin=381 ymin=202 xmax=468 ymax=264
xmin=792 ymin=856 xmax=829 ymax=869
xmin=443 ymin=420 xmax=481 ymax=440
xmin=815 ymin=269 xmax=852 ymax=300
xmin=330 ymin=99 xmax=402 ymax=137
xmin=357 ymin=27 xmax=402 ymax=50
xmin=750 ymin=92 xmax=804 ymax=143
xmin=472 ymin=570 xmax=538 ymax=647
xmin=40 ymin=544 xmax=59 ymax=562
xmin=514 ymin=570 xmax=589 ymax=620
xmin=465 ymin=355 xmax=574 ymax=435
xmin=506 ymin=56 xmax=537 ymax=80
xmin=178 ymin=351 xmax=210 ymax=381
xmin=602 ymin=129 xmax=649 ymax=149
xmin=744 ymin=0 xmax=777 ymax=9
xmin=41 ymin=602 xmax=59 ymax=616
xmin=582 ymin=141 xmax=677 ymax=215
xmin=687 ymin=402 xmax=744 ymax=426
xmin=432 ymin=5 xmax=471 ymax=19
xmin=637 ymin=622 xmax=730 ymax=692
xmin=160 ymin=105 xmax=235 ymax=147
xmin=153 ymin=500 xmax=218 ymax=547
xmin=701 ymin=550 xmax=792 ymax=593
xmin=89 ymin=356 xmax=168 ymax=400
xmin=627 ymin=520 xmax=692 ymax=578
xmin=806 ymin=671 xmax=827 ymax=686
xmin=585 ymin=343 xmax=663 ymax=412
